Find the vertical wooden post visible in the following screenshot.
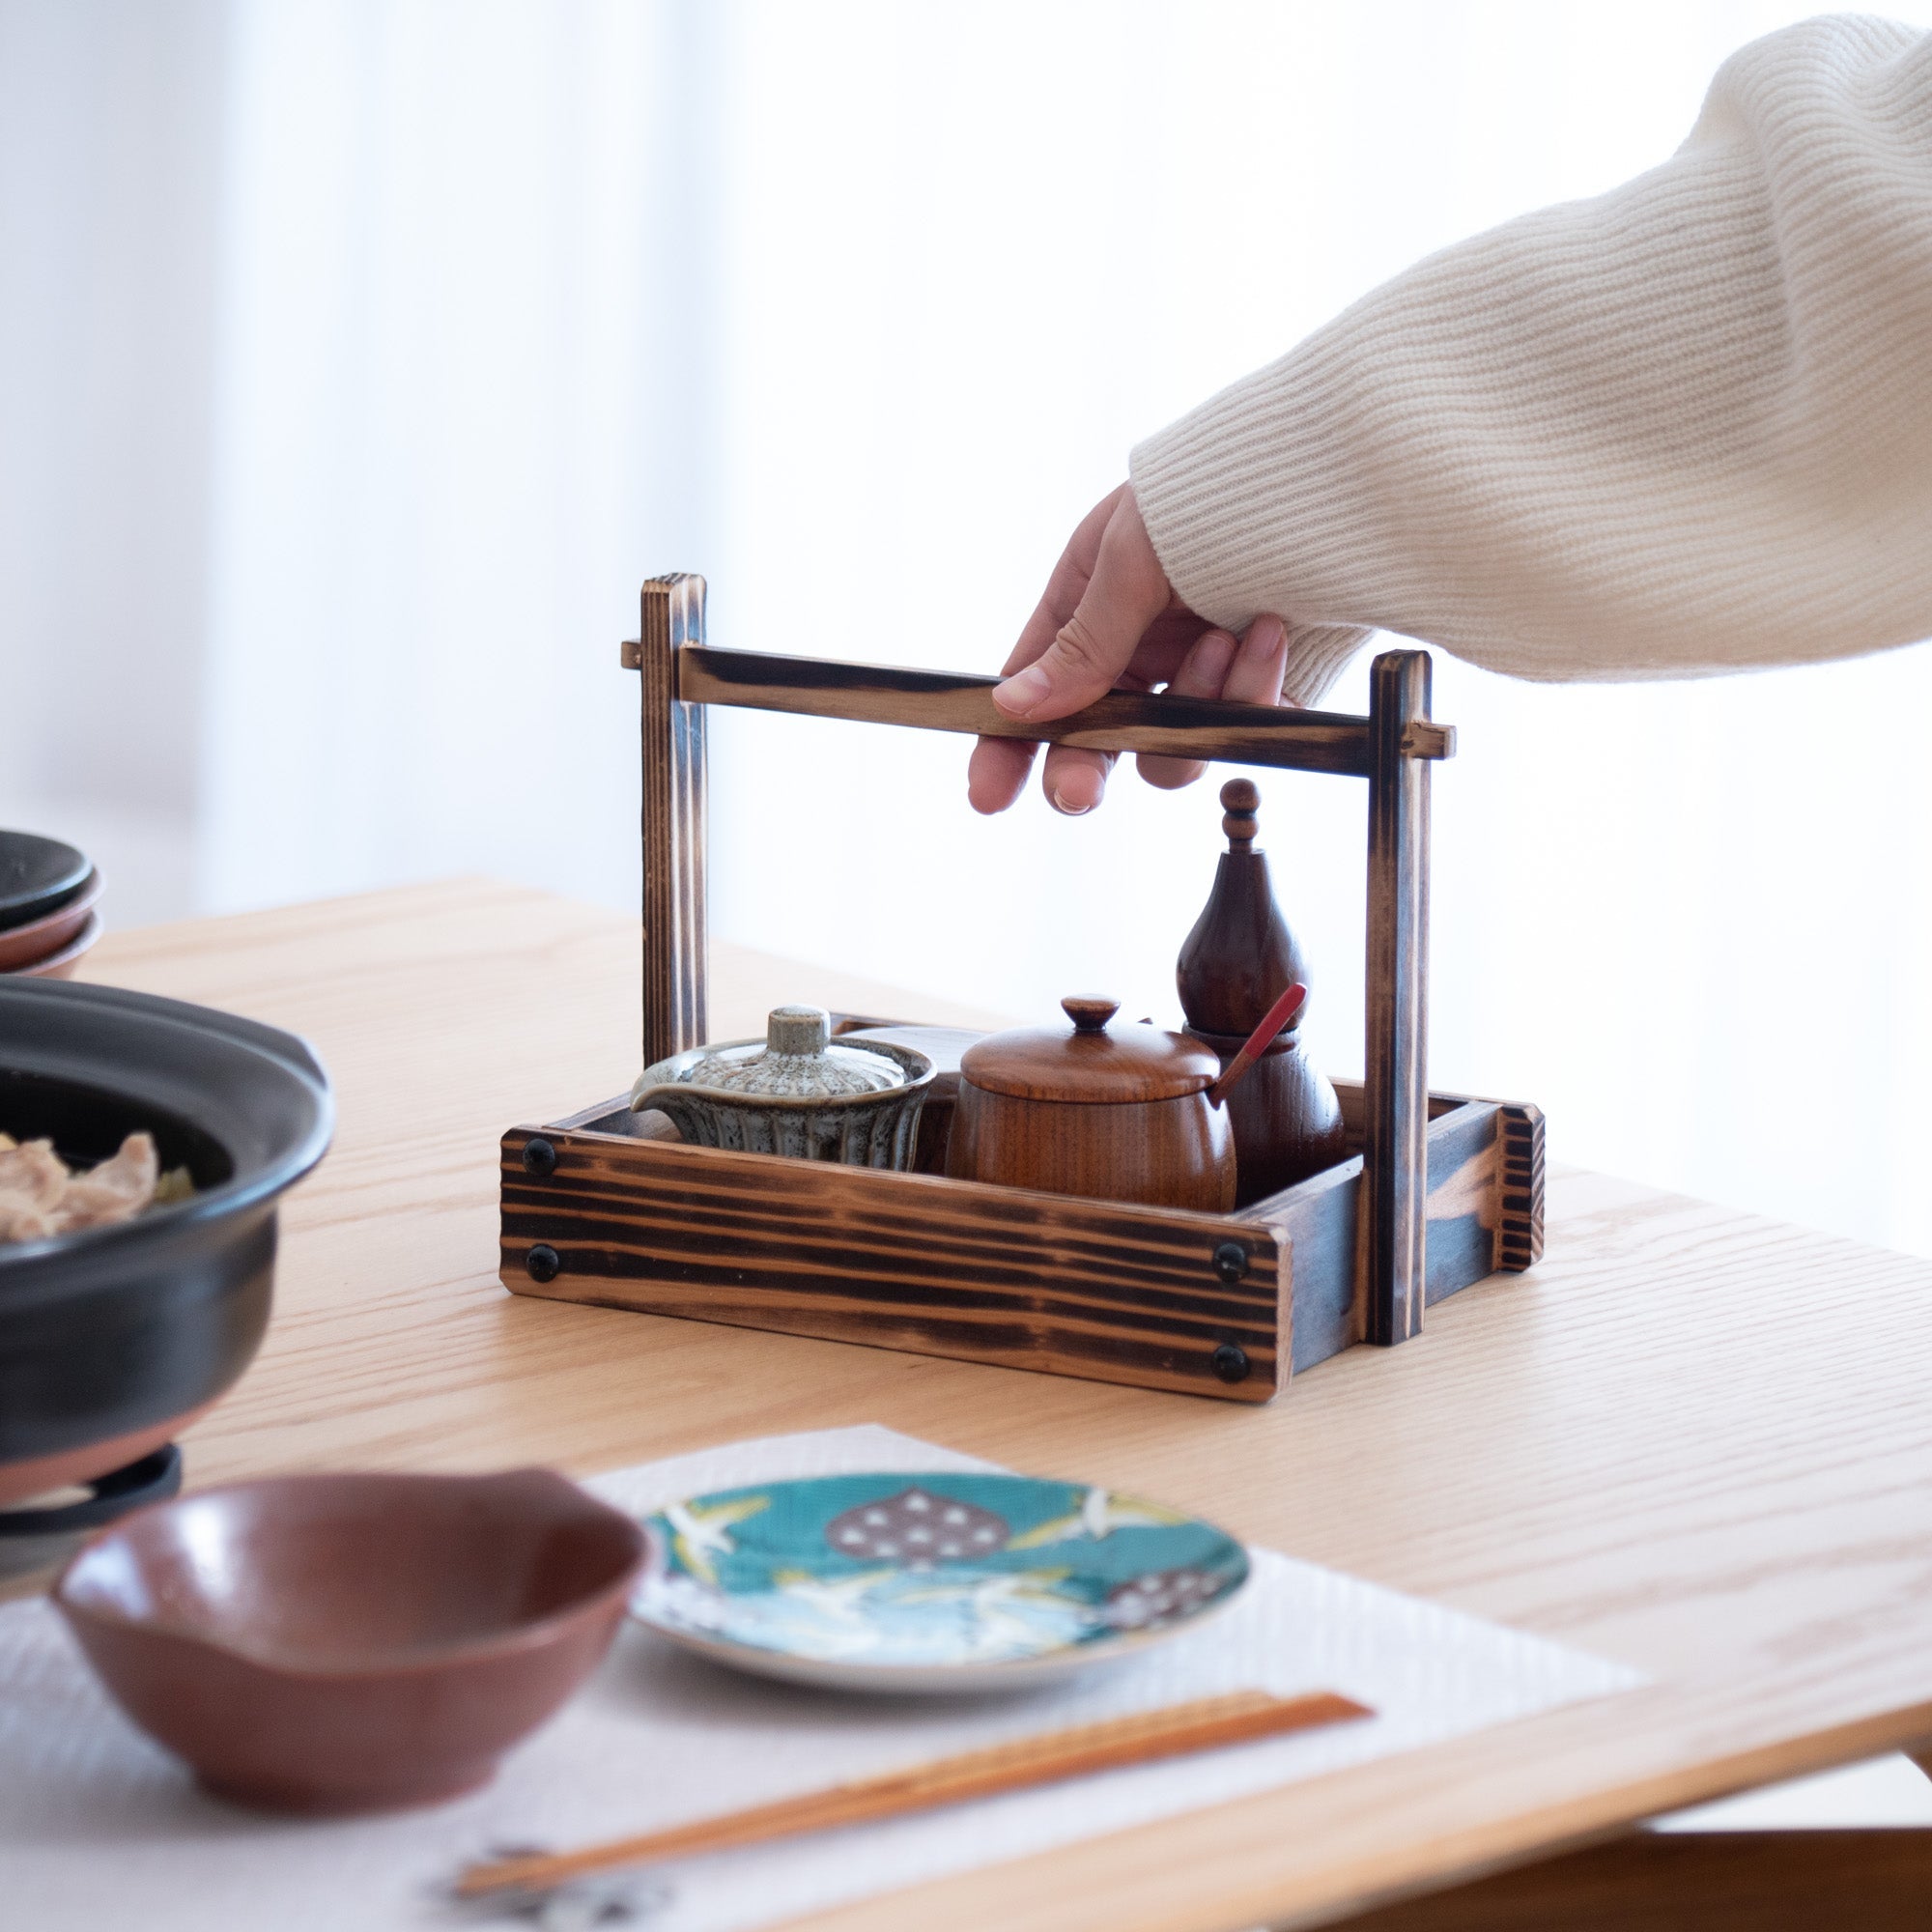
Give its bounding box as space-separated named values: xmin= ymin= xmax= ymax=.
xmin=1362 ymin=650 xmax=1432 ymax=1344
xmin=639 ymin=573 xmax=708 ymax=1068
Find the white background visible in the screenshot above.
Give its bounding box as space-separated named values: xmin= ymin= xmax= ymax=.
xmin=4 ymin=0 xmax=1931 ymax=1256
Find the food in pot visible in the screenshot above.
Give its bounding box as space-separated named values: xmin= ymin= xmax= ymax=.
xmin=0 ymin=1131 xmax=191 ymax=1243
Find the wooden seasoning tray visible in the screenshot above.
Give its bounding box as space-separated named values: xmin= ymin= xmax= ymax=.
xmin=498 ymin=575 xmax=1545 ymax=1404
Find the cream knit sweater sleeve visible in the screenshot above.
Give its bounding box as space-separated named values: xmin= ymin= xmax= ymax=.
xmin=1129 ymin=14 xmax=1932 ymax=704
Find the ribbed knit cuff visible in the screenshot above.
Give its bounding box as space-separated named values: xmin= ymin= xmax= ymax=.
xmin=1274 ymin=623 xmax=1373 ymax=707
xmin=1129 ymin=383 xmax=1285 ymax=636
xmin=1130 ymin=345 xmax=1374 ymax=707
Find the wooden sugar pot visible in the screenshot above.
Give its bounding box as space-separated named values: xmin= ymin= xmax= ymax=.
xmin=945 ymin=997 xmax=1236 ymax=1211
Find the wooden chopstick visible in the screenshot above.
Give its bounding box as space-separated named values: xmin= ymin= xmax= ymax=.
xmin=455 ymin=1688 xmax=1372 ymax=1899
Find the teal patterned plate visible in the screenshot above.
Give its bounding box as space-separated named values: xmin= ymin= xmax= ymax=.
xmin=629 ymin=1471 xmax=1250 ymax=1692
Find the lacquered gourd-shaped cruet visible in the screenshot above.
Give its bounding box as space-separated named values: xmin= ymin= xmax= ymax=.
xmin=1177 ymin=780 xmax=1347 ymax=1204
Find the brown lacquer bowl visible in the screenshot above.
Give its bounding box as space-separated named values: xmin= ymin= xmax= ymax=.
xmin=54 ymin=1469 xmax=646 ymax=1814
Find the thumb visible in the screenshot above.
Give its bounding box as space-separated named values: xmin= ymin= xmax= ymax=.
xmin=991 ymin=491 xmax=1171 ymax=723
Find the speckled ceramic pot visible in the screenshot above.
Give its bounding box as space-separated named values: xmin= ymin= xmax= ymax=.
xmin=629 ymin=1006 xmax=933 ymax=1169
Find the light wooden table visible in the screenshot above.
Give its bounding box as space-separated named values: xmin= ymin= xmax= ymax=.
xmin=63 ymin=879 xmax=1932 ymax=1932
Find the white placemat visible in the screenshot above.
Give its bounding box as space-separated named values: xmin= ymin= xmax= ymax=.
xmin=0 ymin=1425 xmax=1643 ymax=1930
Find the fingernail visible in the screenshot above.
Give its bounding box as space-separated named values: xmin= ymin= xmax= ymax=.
xmin=1050 ymin=789 xmax=1095 ymax=816
xmin=1191 ymin=632 xmax=1236 ymax=685
xmin=1242 ymin=613 xmax=1286 ymax=657
xmin=993 ymin=665 xmax=1052 ymax=717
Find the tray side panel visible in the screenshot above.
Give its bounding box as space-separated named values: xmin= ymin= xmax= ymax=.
xmin=1257 ymin=1099 xmax=1513 ymax=1375
xmin=500 ymin=1131 xmax=1285 ymax=1403
xmin=1495 ymin=1101 xmax=1546 ymax=1271
xmin=1327 ymin=1080 xmax=1547 ymax=1275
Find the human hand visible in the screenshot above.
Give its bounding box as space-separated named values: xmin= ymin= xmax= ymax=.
xmin=966 ymin=482 xmax=1290 ymax=815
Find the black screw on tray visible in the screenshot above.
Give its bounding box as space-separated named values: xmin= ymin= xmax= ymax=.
xmin=1210 ymin=1344 xmax=1250 ymax=1384
xmin=1212 ymin=1240 xmax=1249 ymax=1283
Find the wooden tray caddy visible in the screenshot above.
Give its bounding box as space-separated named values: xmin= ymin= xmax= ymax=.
xmin=499 ymin=575 xmax=1545 ymax=1404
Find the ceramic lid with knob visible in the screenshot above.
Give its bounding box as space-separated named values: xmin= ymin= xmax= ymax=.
xmin=958 ymin=998 xmax=1221 ymax=1104
xmin=680 ymin=1006 xmax=906 ymax=1096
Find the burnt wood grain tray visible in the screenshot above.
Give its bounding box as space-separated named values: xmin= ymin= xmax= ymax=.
xmin=500 ymin=1076 xmax=1541 ymax=1405
xmin=498 ymin=574 xmax=1545 ymax=1404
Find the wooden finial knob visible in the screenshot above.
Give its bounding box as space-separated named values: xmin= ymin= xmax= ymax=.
xmin=1061 ymin=997 xmax=1120 ymax=1034
xmin=1220 ymin=779 xmax=1260 ymax=849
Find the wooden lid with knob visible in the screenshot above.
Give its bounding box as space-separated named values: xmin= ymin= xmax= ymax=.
xmin=959 ymin=997 xmax=1221 ymax=1103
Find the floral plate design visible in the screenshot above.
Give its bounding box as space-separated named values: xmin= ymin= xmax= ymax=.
xmin=629 ymin=1471 xmax=1250 ymax=1692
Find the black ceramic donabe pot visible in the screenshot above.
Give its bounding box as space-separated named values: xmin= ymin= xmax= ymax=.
xmin=0 ymin=980 xmax=332 ymax=1505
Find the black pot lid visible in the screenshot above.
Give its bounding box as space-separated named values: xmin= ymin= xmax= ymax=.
xmin=0 ymin=832 xmax=91 ymax=932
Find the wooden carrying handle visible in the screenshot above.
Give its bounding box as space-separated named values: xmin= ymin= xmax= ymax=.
xmin=623 ymin=639 xmax=1456 ymax=775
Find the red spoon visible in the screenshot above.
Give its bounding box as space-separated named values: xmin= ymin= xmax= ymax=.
xmin=1207 ymin=981 xmax=1308 ymax=1110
